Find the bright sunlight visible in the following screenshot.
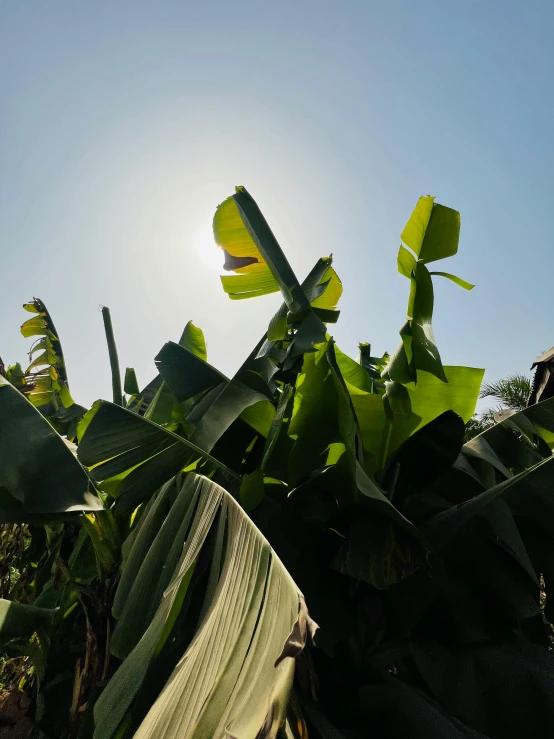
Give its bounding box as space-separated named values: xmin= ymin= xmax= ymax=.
xmin=193 ymin=225 xmax=224 ymax=272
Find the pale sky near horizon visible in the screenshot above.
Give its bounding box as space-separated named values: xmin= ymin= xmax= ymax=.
xmin=2 ymin=1 xmax=554 ymax=410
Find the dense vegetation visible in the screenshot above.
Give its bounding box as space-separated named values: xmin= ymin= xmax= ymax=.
xmin=1 ymin=190 xmax=554 ymax=738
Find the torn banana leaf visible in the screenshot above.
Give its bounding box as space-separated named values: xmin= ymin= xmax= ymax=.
xmin=94 ymin=474 xmax=316 ymax=739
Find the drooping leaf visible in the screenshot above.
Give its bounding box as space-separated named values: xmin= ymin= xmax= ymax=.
xmin=0 ymin=376 xmax=101 ymax=521
xmin=94 ymin=474 xmax=314 ymax=739
xmin=213 ymin=190 xmax=280 ymax=300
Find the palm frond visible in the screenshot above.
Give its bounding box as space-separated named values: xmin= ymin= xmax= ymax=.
xmin=479 ymin=374 xmax=531 ymax=411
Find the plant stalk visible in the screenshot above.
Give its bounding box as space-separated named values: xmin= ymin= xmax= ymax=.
xmin=101 ymin=307 xmax=123 ymax=406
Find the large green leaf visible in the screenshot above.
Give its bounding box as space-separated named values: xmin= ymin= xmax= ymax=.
xmin=77 ymin=401 xmax=239 ymax=509
xmin=94 ymin=474 xmax=314 ymax=739
xmin=349 ymin=365 xmax=483 ymax=474
xmin=0 ymin=376 xmax=101 ymax=521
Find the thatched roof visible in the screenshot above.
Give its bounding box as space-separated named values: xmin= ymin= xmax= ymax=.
xmin=529 ymin=346 xmax=554 ymax=405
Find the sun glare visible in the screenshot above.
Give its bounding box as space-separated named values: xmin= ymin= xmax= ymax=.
xmin=193 ymin=226 xmax=224 ymax=272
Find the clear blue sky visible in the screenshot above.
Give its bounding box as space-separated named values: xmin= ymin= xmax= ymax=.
xmin=2 ymin=1 xmax=553 ymax=409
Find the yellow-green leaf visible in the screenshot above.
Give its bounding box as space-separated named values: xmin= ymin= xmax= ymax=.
xmin=401 ymin=195 xmax=460 ymax=264
xmin=213 ymin=194 xmax=279 ymax=300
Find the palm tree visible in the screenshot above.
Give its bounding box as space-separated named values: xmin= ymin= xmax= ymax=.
xmin=465 ymin=373 xmax=532 ymax=440
xmin=480 ymin=374 xmax=532 ymax=411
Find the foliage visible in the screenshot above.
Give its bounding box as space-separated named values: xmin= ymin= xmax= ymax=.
xmin=480 ymin=374 xmax=532 ymax=410
xmin=465 ymin=373 xmax=532 ymax=439
xmin=1 ymin=189 xmax=554 ymax=739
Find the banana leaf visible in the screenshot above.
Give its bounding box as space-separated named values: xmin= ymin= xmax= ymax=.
xmin=19 ymin=298 xmax=86 ymax=438
xmin=77 ymin=401 xmax=239 ymax=509
xmin=0 ymin=376 xmax=101 ymax=521
xmin=94 ymin=474 xmax=316 ymax=739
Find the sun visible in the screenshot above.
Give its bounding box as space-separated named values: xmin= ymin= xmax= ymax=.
xmin=193 ymin=226 xmax=224 ymax=272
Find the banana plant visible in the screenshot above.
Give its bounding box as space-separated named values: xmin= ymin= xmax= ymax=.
xmin=3 ymin=189 xmax=554 ymax=739
xmin=17 ymin=298 xmax=87 ymax=439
